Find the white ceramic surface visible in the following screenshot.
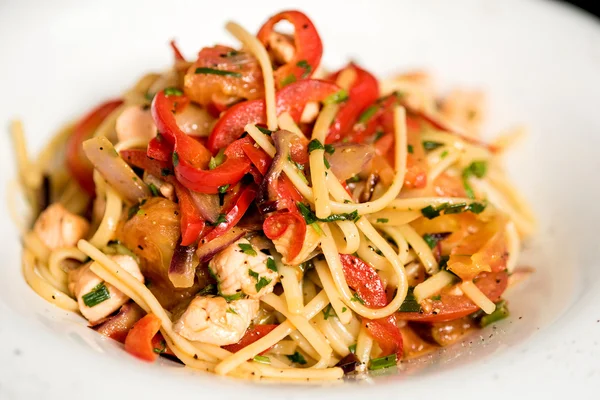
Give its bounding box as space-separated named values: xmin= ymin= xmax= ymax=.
xmin=0 ymin=0 xmax=599 ymax=398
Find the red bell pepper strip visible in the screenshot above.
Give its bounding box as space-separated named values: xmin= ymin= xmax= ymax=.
xmin=208 ymin=79 xmax=339 ymax=153
xmin=173 ymin=181 xmax=207 ymax=246
xmin=263 ymin=210 xmax=306 ymax=260
xmin=224 ymin=137 xmax=272 ymax=176
xmin=66 ymin=99 xmax=123 ymax=195
xmin=152 ymin=90 xmax=251 ymax=193
xmin=202 ymin=185 xmax=257 ymax=242
xmin=339 ymin=254 xmax=403 ymax=359
xmin=120 ymin=149 xmax=171 ymax=178
xmin=325 ymin=63 xmax=379 ymax=143
xmin=257 ymin=10 xmax=323 ymax=88
xmin=124 ymin=314 xmax=162 ymax=362
xmin=222 ymin=324 xmax=279 ymax=354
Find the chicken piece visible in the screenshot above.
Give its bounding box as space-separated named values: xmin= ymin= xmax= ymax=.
xmin=115 ymin=105 xmax=157 ymax=143
xmin=439 ymin=89 xmax=485 ymax=137
xmin=173 ymin=296 xmax=259 ymax=346
xmin=68 ymin=255 xmax=144 ymax=323
xmin=33 ymin=203 xmax=90 ymax=250
xmin=267 ymin=32 xmax=295 ymax=66
xmin=208 ymin=238 xmax=278 ymax=299
xmin=273 ymin=224 xmax=320 ymax=266
xmin=143 ymin=173 xmax=175 ymax=201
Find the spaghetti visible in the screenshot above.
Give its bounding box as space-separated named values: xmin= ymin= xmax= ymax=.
xmin=10 ymin=9 xmax=534 ymax=381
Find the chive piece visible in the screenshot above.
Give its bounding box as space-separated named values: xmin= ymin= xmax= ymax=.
xmin=465 ymin=161 xmax=488 ymax=178
xmin=172 ymin=152 xmax=179 ymax=167
xmin=422 ymin=141 xmax=443 ymax=151
xmin=466 ymin=202 xmax=486 ymax=214
xmin=296 ymin=60 xmax=312 ymax=78
xmin=444 ymin=202 xmax=468 ymax=214
xmin=288 ymin=155 xmax=304 ymax=171
xmin=407 ymin=144 xmax=414 ymax=154
xmin=323 ymin=304 xmax=336 ymax=320
xmin=323 ymin=157 xmax=330 ymax=169
xmin=431 ymin=295 xmax=442 ymax=301
xmin=198 ymin=284 xmax=217 ymax=296
xmin=439 ymin=255 xmax=450 ymax=271
xmin=421 ymin=204 xmax=444 ymax=219
xmin=346 ymin=175 xmax=361 ymax=183
xmin=153 ymin=339 xmax=167 ymax=354
xmin=369 ymin=354 xmax=397 ymax=371
xmin=440 ymin=150 xmax=449 ymax=159
xmin=253 ymin=355 xmax=271 ymax=364
xmin=342 ymin=307 xmax=347 ymax=312
xmin=358 ymin=105 xmax=379 ymax=124
xmin=163 ymin=87 xmax=183 ymax=96
xmin=398 ymin=287 xmax=421 ymax=312
xmin=324 ymin=89 xmax=349 ymax=105
xmin=194 ymin=67 xmax=242 ymax=77
xmin=128 ymin=203 xmax=140 ymax=220
xmin=266 ymin=258 xmax=277 ymax=272
xmin=238 ymin=243 xmax=257 ymax=256
xmin=324 ymin=144 xmax=335 ymax=154
xmin=308 ymin=139 xmax=324 ymax=153
xmin=148 ymin=183 xmax=160 ymax=197
xmin=423 ymin=233 xmax=439 ymax=249
xmin=376 ymin=218 xmax=389 ymax=224
xmin=226 ymin=307 xmax=238 ymax=315
xmin=351 ymin=293 xmax=365 ymax=305
xmin=222 ymin=292 xmax=244 ymax=302
xmin=281 ymin=74 xmax=297 ymax=87
xmin=319 ymin=210 xmax=359 ymax=223
xmin=477 ymin=300 xmax=509 ymax=328
xmin=82 ymin=283 xmax=111 ymax=307
xmin=218 ymin=184 xmax=230 ymax=194
xmin=255 ymin=277 xmax=272 ymax=292
xmin=297 ymin=202 xmax=318 ymax=225
xmin=209 ymin=149 xmax=225 ymax=170
xmin=286 ymin=351 xmax=307 ymax=365
xmin=161 ymin=168 xmax=173 ymax=177
xmin=348 ymin=344 xmax=357 ymax=354
xmin=257 ymin=126 xmax=273 ymax=136
xmin=207 ymin=213 xmax=226 ymax=226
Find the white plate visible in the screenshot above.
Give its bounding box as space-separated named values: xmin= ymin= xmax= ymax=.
xmin=1 ymin=0 xmax=599 ymax=398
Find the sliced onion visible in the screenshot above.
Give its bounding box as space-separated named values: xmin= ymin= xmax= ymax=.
xmin=92 ymin=302 xmax=145 ymax=343
xmin=189 ymin=190 xmax=221 ymax=223
xmin=83 ymin=136 xmax=150 ymax=203
xmin=257 ymin=130 xmax=294 ymax=206
xmin=168 ymin=240 xmax=199 ymax=288
xmin=175 ymin=104 xmax=215 ymax=137
xmin=196 ymin=227 xmax=245 ymax=263
xmin=325 ymin=143 xmax=374 ymax=181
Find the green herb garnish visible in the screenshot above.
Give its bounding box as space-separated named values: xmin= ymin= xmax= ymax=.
xmin=358 ymin=105 xmax=379 ymax=124
xmin=398 ymin=287 xmax=421 ymax=313
xmin=422 ymin=141 xmax=443 ymax=151
xmin=82 ymin=283 xmax=111 ymax=307
xmin=324 ymin=89 xmax=349 ymax=105
xmin=308 ymin=139 xmax=324 ymax=153
xmin=153 ymin=339 xmax=167 ymax=354
xmin=239 ymin=243 xmax=257 ymax=256
xmin=376 ymin=218 xmax=389 ymax=224
xmin=253 ymin=355 xmax=271 ymax=364
xmin=351 ymin=293 xmax=365 ymax=305
xmin=286 ymin=351 xmax=307 ymax=365
xmin=346 ymin=175 xmax=361 ymax=184
xmin=163 ymin=87 xmax=183 ymax=96
xmin=222 ymin=292 xmax=244 ymax=302
xmin=323 ymin=304 xmax=336 ymax=320
xmin=194 ymin=67 xmax=242 ymax=77
xmin=407 ymin=144 xmax=414 ymax=154
xmin=148 ymin=183 xmax=160 ymax=197
xmin=420 ymin=202 xmax=486 ymax=219
xmin=281 ymin=74 xmax=297 ymax=87
xmin=266 ymin=258 xmax=277 ymax=272
xmin=296 ymin=60 xmax=312 ymax=78
xmin=209 ymin=149 xmax=225 ymax=170
xmin=198 ymin=284 xmax=218 ymax=296
xmin=172 ymin=152 xmax=179 ymax=167
xmin=218 ymin=184 xmax=230 ymax=194
xmin=348 ymin=344 xmax=357 ymax=354
xmin=257 ymin=126 xmax=273 ymax=136
xmin=369 ymin=354 xmax=397 ymax=371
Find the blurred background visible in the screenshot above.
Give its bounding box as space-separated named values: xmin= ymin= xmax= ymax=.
xmin=564 ymin=0 xmax=599 ymax=18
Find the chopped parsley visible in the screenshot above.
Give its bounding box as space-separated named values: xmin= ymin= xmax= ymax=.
xmin=161 ymin=168 xmax=173 ymax=177
xmin=422 ymin=141 xmax=443 ymax=151
xmin=423 ymin=233 xmax=439 ymax=249
xmin=257 ymin=126 xmax=273 ymax=136
xmin=222 ymin=50 xmax=240 ymax=57
xmin=346 ymin=175 xmax=361 ymax=184
xmin=462 ymin=160 xmax=488 ymax=199
xmin=398 ymin=287 xmax=421 ymax=313
xmin=226 ymin=307 xmax=238 ymax=315
xmin=407 ymin=144 xmax=414 ymax=154
xmin=323 ymin=157 xmax=330 ymax=169
xmin=323 ymin=304 xmax=336 ymax=320
xmin=281 ymin=74 xmax=297 ymax=87
xmin=172 ymin=152 xmax=179 ymax=167
xmin=153 ymin=339 xmax=167 ymax=354
xmin=348 ymin=344 xmax=357 ymax=354
xmin=238 ymin=243 xmax=257 ymax=256
xmin=431 ymin=295 xmax=442 ymax=301
xmin=369 ymin=354 xmax=397 ymax=371
xmin=351 ymin=293 xmax=365 ymax=305
xmin=194 ymin=67 xmax=242 ymax=78
xmin=297 ymin=202 xmax=358 ymax=223
xmin=207 ymin=214 xmax=227 ymax=226
xmin=420 ymin=202 xmax=486 ymax=219
xmin=198 ymin=284 xmax=218 ymax=296
xmin=286 ymin=351 xmax=307 ymax=365
xmin=218 ymin=184 xmax=230 ymax=194
xmin=163 ymin=87 xmax=183 ymax=96
xmin=253 ymin=355 xmax=271 ymax=364
xmin=255 ymin=277 xmax=271 ymax=292
xmin=208 ymin=149 xmax=225 ymax=170
xmin=357 ymin=105 xmax=379 ymax=124
xmin=288 ymin=155 xmax=304 ymax=171
xmin=376 ymin=218 xmax=389 ymax=224
xmin=148 ymin=183 xmax=160 ymax=197
xmin=440 ymin=150 xmax=449 ymax=159
xmin=373 ymin=131 xmax=384 ymax=142
xmin=266 ymin=258 xmax=277 ymax=272
xmin=323 ymin=89 xmax=349 ymax=105
xmin=222 ymin=292 xmax=244 ymax=302
xmin=296 ymin=60 xmax=312 ymax=78
xmin=308 ymin=139 xmax=324 ymax=153
xmin=82 ymin=283 xmax=111 ymax=307
xmin=473 ymin=300 xmax=510 ymax=328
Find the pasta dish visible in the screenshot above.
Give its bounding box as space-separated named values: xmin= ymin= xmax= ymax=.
xmin=10 ymin=10 xmax=535 ymax=381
